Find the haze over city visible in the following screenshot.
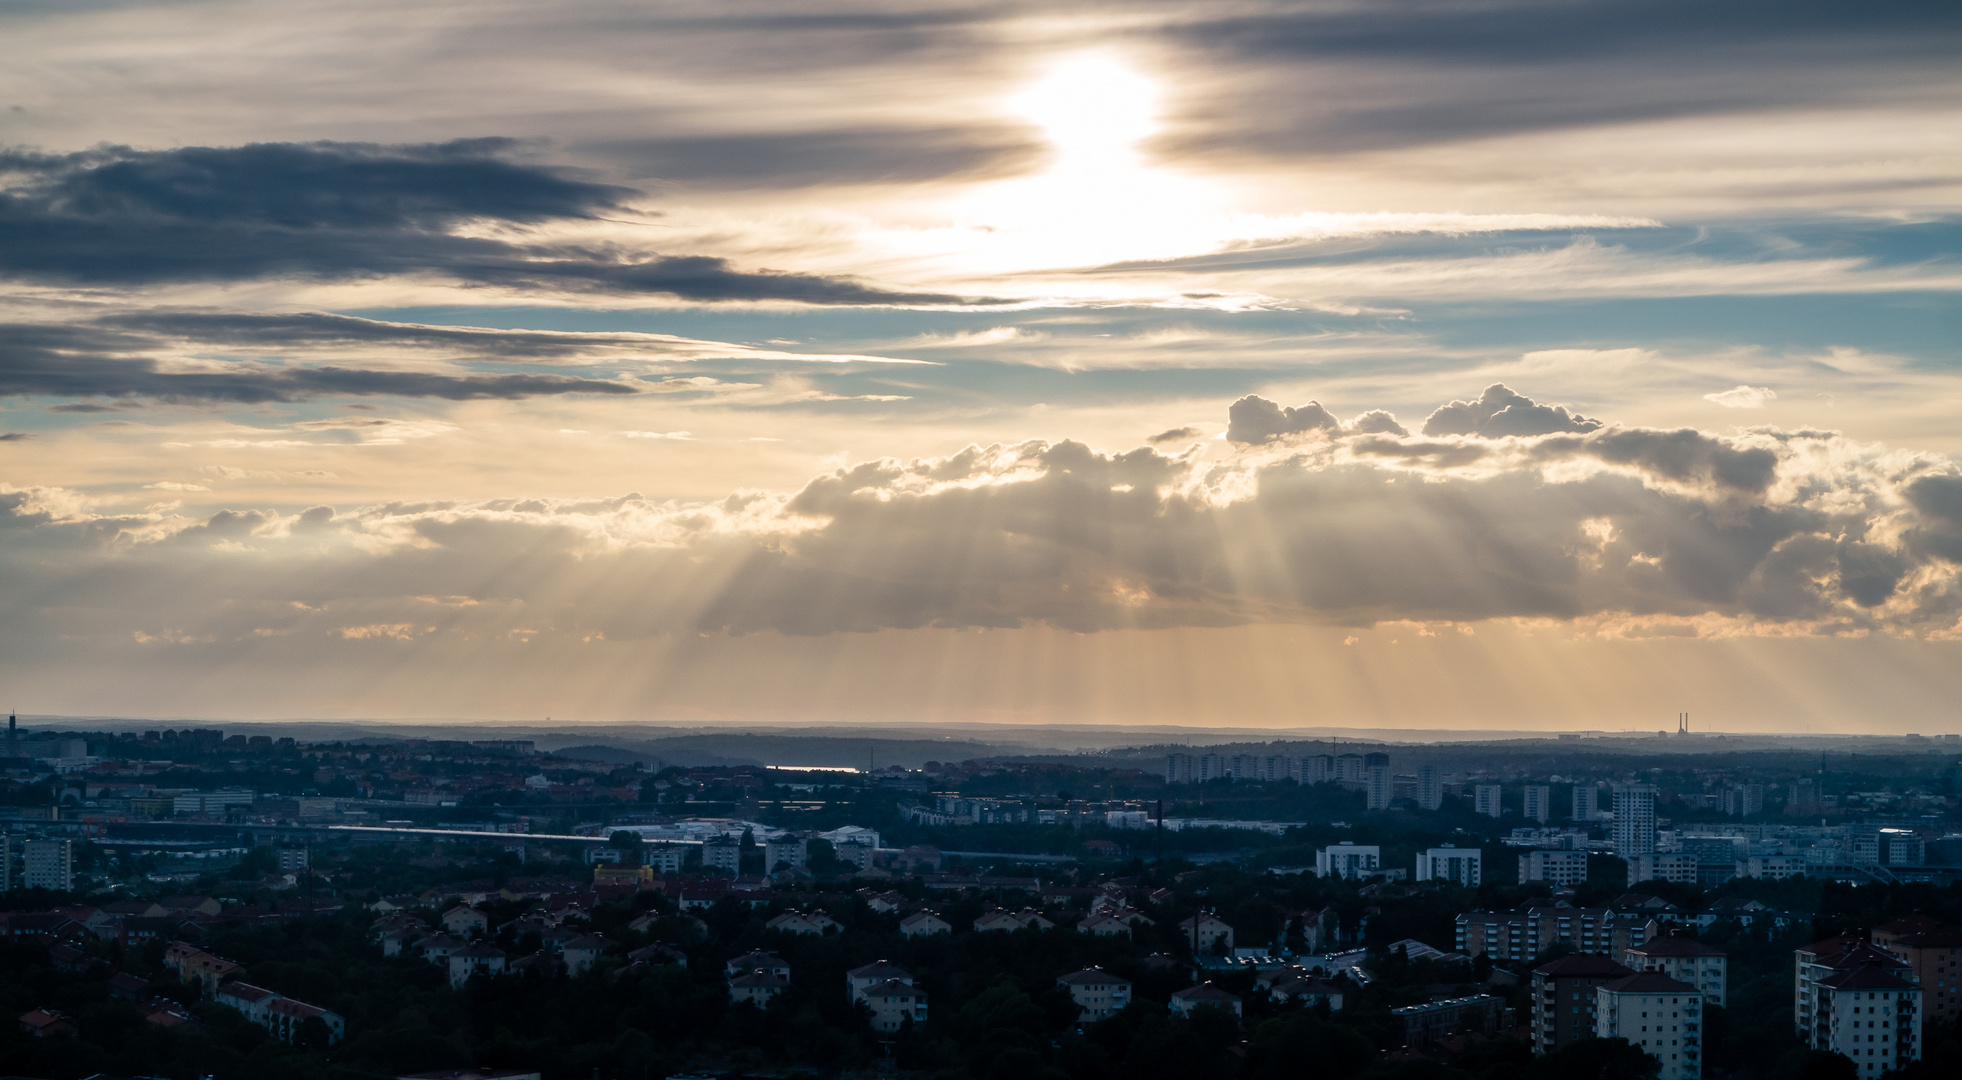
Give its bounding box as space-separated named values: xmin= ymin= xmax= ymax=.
xmin=2 ymin=1 xmax=1960 ymax=731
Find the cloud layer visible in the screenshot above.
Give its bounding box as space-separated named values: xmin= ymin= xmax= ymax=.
xmin=0 ymin=140 xmax=969 ymax=304
xmin=5 ymin=389 xmax=1957 ymax=658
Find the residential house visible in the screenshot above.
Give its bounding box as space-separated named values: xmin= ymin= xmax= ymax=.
xmin=1078 ymin=913 xmax=1135 ymax=938
xmin=215 ymin=981 xmax=346 ymax=1044
xmin=18 ymin=1009 xmax=76 ymax=1038
xmin=561 ymin=934 xmax=608 ymax=976
xmin=1177 ymin=914 xmax=1235 ymax=953
xmin=448 ymin=942 xmax=507 ymax=987
xmin=847 ymin=961 xmax=916 ymax=1003
xmin=899 ymin=911 xmax=952 ymax=938
xmin=1268 ymin=975 xmax=1344 ymax=1010
xmin=858 ymin=979 xmax=929 ymax=1032
xmin=728 ymin=970 xmax=789 ymax=1006
xmin=442 ymin=905 xmax=489 ymax=938
xmin=163 ymin=941 xmax=241 ymax=994
xmin=726 ymin=950 xmax=791 ymax=981
xmin=973 ymin=908 xmax=1054 ymax=933
xmin=1170 ymin=984 xmax=1242 ymax=1018
xmin=765 ymin=909 xmax=840 ymax=936
xmin=1057 ymin=968 xmax=1132 ymax=1022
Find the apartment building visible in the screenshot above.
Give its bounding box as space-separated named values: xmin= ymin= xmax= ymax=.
xmin=1532 ymin=954 xmax=1633 ymax=1054
xmin=1415 ymin=846 xmax=1482 ymax=887
xmin=1457 ymin=906 xmax=1651 ymax=962
xmin=1794 ymin=934 xmax=1924 ymax=1076
xmin=1519 ymin=849 xmax=1588 ymax=888
xmin=1624 ymin=931 xmax=1728 ymax=1006
xmin=1596 ymin=973 xmax=1702 ymax=1080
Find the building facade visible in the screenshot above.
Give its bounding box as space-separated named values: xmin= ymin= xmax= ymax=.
xmin=1474 ymin=785 xmax=1503 ymax=818
xmin=1624 ymin=931 xmax=1728 ymax=1006
xmin=1415 ymin=846 xmax=1482 ymax=887
xmin=1457 ymin=907 xmax=1651 ymax=962
xmin=21 ymin=838 xmax=73 ymax=892
xmin=1596 ymin=973 xmax=1702 ymax=1080
xmin=1316 ymin=843 xmax=1380 ymax=880
xmin=1519 ymin=849 xmax=1588 ymax=888
xmin=1532 ymin=954 xmax=1633 ymax=1054
xmin=1522 ymin=786 xmax=1552 ymax=824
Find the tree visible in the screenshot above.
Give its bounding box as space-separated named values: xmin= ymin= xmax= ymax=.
xmin=1523 ymin=1037 xmax=1660 ymax=1080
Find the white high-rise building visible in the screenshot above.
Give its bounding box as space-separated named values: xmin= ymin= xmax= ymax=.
xmin=1573 ymin=785 xmax=1601 ymax=822
xmin=1166 ymin=754 xmax=1197 ymax=783
xmin=1334 ymin=754 xmax=1365 ymax=784
xmin=1523 ymin=785 xmax=1552 ymax=824
xmin=1364 ymin=753 xmax=1392 ymax=810
xmin=1596 ymin=973 xmax=1703 ymax=1080
xmin=1474 ymin=785 xmax=1504 ymax=818
xmin=1415 ymin=846 xmax=1482 ymax=886
xmin=1613 ymin=784 xmax=1658 ymax=861
xmin=1316 ymin=842 xmax=1381 ymax=880
xmin=22 ymin=838 xmax=73 ymax=892
xmin=0 ymin=834 xmax=10 ymax=891
xmin=1417 ymin=764 xmax=1443 ymax=811
xmin=1300 ymin=755 xmax=1333 ymax=784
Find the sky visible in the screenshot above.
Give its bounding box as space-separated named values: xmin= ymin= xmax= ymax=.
xmin=2 ymin=0 xmax=1959 ymax=733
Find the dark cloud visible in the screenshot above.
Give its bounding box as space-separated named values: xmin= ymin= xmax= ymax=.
xmin=103 ymin=310 xmax=686 ymax=360
xmin=583 ymin=125 xmax=1043 ymax=189
xmin=0 ymin=321 xmax=639 ymax=404
xmin=1563 ymin=427 xmax=1779 ymax=494
xmin=1903 ymin=473 xmax=1962 ymax=563
xmin=1424 ymin=384 xmax=1601 ymax=438
xmin=1225 ymin=395 xmax=1340 ymax=443
xmin=0 ymin=432 xmax=28 ymax=441
xmin=1159 ymin=0 xmax=1962 ymax=156
xmin=1227 ymin=396 xmax=1410 ymax=444
xmin=1145 ymin=426 xmax=1203 ymax=445
xmin=0 ymin=141 xmax=974 ymax=304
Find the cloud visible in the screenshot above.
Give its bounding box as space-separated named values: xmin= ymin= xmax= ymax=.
xmin=1226 ymin=396 xmax=1409 ymax=444
xmin=1423 ymin=384 xmax=1602 ymax=438
xmin=0 ymin=141 xmax=976 ymax=305
xmin=0 ymin=323 xmax=644 ymax=403
xmin=1145 ymin=426 xmax=1203 ymax=445
xmin=1705 ymin=385 xmax=1777 ymax=408
xmin=583 ymin=124 xmax=1043 ymax=189
xmin=0 ymin=432 xmax=29 ymax=442
xmin=4 ymin=389 xmax=1958 ymax=649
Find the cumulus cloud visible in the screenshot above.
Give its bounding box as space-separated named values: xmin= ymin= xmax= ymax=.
xmin=1226 ymin=396 xmax=1409 ymax=443
xmin=4 ymin=389 xmax=1960 ymax=650
xmin=0 ymin=140 xmax=975 ymax=305
xmin=1706 ymin=384 xmax=1778 ymax=408
xmin=1423 ymin=383 xmax=1602 ymax=438
xmin=1146 ymin=426 xmax=1204 ymax=445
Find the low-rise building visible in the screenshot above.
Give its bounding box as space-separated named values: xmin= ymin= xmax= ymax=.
xmin=1176 ymin=914 xmax=1235 ymax=953
xmin=725 ymin=950 xmax=789 ymax=981
xmin=215 ymin=981 xmax=346 ymax=1043
xmin=899 ymin=910 xmax=951 ymax=938
xmin=441 ymin=905 xmax=488 ymax=938
xmin=859 ymin=979 xmax=928 ymax=1032
xmin=1596 ymin=972 xmax=1701 ymax=1080
xmin=448 ymin=942 xmax=507 ymax=987
xmin=765 ymin=909 xmax=839 ymax=936
xmin=1057 ymin=968 xmax=1131 ymax=1022
xmin=728 ymin=970 xmax=789 ymax=1007
xmin=973 ymin=908 xmax=1054 ymax=933
xmin=1391 ymin=995 xmax=1505 ymax=1047
xmin=1532 ymin=954 xmax=1633 ymax=1055
xmin=1169 ymin=984 xmax=1242 ymax=1018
